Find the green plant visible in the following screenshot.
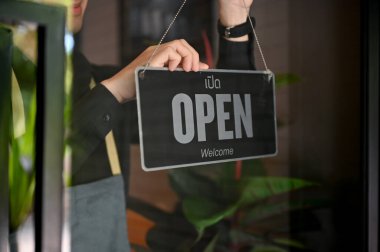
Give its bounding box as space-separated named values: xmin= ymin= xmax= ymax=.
xmin=131 ymin=72 xmax=326 ymax=252
xmin=4 ymin=24 xmax=44 ymax=233
xmin=132 ymin=161 xmax=322 ymax=252
xmin=8 ymin=41 xmax=37 ymax=233
xmin=4 ymin=15 xmax=73 ymax=231
xmin=168 ymin=161 xmax=322 ymax=252
xmin=132 ymin=160 xmax=324 ymax=252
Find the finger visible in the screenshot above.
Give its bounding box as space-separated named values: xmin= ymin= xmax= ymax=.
xmin=199 ymin=62 xmax=209 ymax=70
xmin=165 ymin=47 xmax=182 ymax=71
xmin=167 ymin=40 xmax=193 ymax=72
xmin=178 ymin=39 xmax=200 ymax=71
xmin=151 ymin=46 xmax=182 ymax=71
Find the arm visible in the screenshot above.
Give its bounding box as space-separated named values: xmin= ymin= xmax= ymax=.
xmin=70 ymin=0 xmax=255 ymax=184
xmin=70 ymin=40 xmax=207 ymax=185
xmin=70 ymin=76 xmax=123 ymax=185
xmin=217 ymin=0 xmax=256 ymax=70
xmin=102 ymin=39 xmax=209 ymax=103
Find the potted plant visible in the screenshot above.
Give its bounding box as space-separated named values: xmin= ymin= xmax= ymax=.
xmin=126 ymin=74 xmax=325 ymax=252
xmin=126 ymin=160 xmax=324 ymax=252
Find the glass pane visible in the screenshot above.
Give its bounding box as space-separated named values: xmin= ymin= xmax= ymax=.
xmin=69 ymin=0 xmax=364 ymax=251
xmin=2 ymin=2 xmax=71 ymax=251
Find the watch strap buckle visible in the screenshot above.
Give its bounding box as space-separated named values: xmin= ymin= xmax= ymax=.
xmin=224 ymin=27 xmax=232 ymax=38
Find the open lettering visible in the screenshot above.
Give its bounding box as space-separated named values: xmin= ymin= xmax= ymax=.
xmin=172 ymin=93 xmax=253 ymax=144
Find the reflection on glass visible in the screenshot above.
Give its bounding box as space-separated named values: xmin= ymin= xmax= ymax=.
xmin=74 ymin=0 xmax=325 ymax=251
xmin=0 ymin=0 xmax=359 ymax=251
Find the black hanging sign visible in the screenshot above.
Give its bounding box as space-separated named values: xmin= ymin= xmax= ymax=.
xmin=135 ymin=67 xmax=277 ymax=171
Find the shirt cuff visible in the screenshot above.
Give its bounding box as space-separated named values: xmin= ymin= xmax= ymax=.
xmin=217 ymin=35 xmax=256 ymax=70
xmin=70 ymin=83 xmax=121 ymax=163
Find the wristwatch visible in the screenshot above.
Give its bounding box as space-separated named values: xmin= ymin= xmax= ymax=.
xmin=217 ymin=17 xmax=255 ymax=38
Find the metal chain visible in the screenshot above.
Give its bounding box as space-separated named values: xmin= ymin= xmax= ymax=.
xmin=140 ymin=0 xmax=269 ymax=77
xmin=140 ymin=0 xmax=187 ymax=77
xmin=242 ymin=0 xmax=269 ymax=72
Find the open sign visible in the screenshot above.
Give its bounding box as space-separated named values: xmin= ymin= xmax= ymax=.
xmin=171 ymin=93 xmax=253 ymax=143
xmin=135 ymin=68 xmax=277 ymax=171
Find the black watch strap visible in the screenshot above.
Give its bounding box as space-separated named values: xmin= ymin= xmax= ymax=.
xmin=217 ymin=17 xmax=255 ymax=38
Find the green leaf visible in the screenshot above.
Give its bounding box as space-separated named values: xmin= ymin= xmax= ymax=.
xmin=12 ymin=46 xmax=36 ymax=92
xmin=7 ymin=42 xmax=37 ymax=232
xmin=9 ymin=82 xmax=36 ymax=232
xmin=238 ymin=177 xmax=316 ymax=206
xmin=18 ymin=89 xmax=36 ymax=157
xmin=275 ymin=73 xmax=300 ymax=89
xmin=230 ymin=229 xmax=261 ymax=245
xmin=183 ymin=197 xmax=237 ymax=236
xmin=181 ymin=177 xmax=317 ymax=240
xmin=204 ymin=233 xmax=220 ymax=252
xmin=216 ymin=161 xmax=267 ymax=202
xmin=9 ymin=139 xmax=35 ymax=232
xmin=273 ymin=238 xmax=305 ymax=249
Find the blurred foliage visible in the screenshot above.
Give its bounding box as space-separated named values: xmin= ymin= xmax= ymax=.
xmin=128 ymin=161 xmax=325 ymax=252
xmin=168 ymin=162 xmax=321 ymax=252
xmin=129 ymin=72 xmax=318 ymax=252
xmin=9 ymin=89 xmax=36 ymax=232
xmin=5 ymin=17 xmax=73 ymax=231
xmin=8 ymin=26 xmax=37 ymax=232
xmin=275 ymin=74 xmax=300 ymax=89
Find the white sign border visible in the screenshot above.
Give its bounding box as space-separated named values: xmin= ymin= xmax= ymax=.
xmin=135 ymin=67 xmax=278 ymax=172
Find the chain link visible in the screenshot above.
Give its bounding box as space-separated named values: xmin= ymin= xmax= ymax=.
xmin=140 ymin=0 xmax=269 ymax=78
xmin=140 ymin=0 xmax=187 ymax=78
xmin=242 ymin=0 xmax=269 ymax=71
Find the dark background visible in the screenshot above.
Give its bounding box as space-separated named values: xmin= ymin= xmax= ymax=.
xmin=78 ymin=0 xmax=376 ymax=251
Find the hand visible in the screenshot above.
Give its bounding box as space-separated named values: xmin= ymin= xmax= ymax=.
xmin=101 ymin=39 xmax=209 ymax=103
xmin=218 ymin=0 xmax=253 ymax=27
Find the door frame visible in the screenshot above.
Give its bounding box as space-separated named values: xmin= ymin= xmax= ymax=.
xmin=0 ymin=2 xmax=66 ymax=252
xmin=362 ymin=0 xmax=379 ymax=250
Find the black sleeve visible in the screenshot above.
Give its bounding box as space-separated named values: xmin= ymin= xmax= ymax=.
xmin=127 ymin=101 xmax=140 ymax=144
xmin=91 ymin=63 xmax=140 ymax=145
xmin=70 ymin=83 xmax=122 ymax=185
xmin=216 ymin=34 xmax=256 ymax=70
